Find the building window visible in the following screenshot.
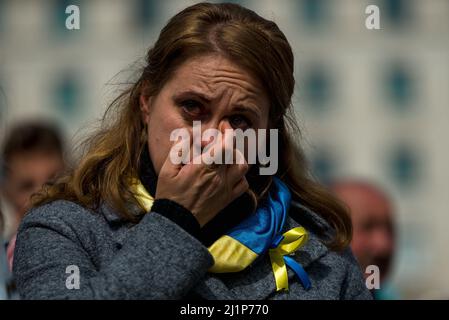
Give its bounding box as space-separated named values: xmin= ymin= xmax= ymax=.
xmin=299 ymin=0 xmax=330 ymax=30
xmin=134 ymin=0 xmax=160 ymax=31
xmin=0 ymin=77 xmax=6 ymax=121
xmin=387 ymin=145 xmax=420 ymax=190
xmin=53 ymin=72 xmax=83 ymax=117
xmin=302 ymin=65 xmax=333 ymax=113
xmin=0 ymin=0 xmax=4 ymax=37
xmin=382 ymin=0 xmax=412 ymax=28
xmin=384 ymin=63 xmax=415 ymax=112
xmin=310 ymin=149 xmax=338 ymax=184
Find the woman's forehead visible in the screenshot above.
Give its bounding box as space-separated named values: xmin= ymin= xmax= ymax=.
xmin=168 ymin=54 xmax=267 ymax=103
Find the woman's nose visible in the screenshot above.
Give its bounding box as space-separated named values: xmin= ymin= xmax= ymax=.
xmin=199 ymin=120 xmax=233 ymax=149
xmin=218 ymin=120 xmax=233 ymax=133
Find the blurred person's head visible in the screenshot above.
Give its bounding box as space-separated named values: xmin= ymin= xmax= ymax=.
xmin=331 ymin=180 xmax=395 ymax=281
xmin=0 ymin=121 xmax=65 ymax=218
xmin=0 ymin=86 xmax=4 ymax=235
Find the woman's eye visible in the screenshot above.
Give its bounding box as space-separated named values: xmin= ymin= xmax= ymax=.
xmin=180 ymin=100 xmax=203 ymax=116
xmin=230 ymin=115 xmax=251 ymax=129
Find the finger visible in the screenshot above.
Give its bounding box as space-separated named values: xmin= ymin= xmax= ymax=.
xmin=183 ymin=142 xmax=217 ymax=175
xmin=200 ymin=133 xmax=221 ymax=167
xmin=227 ymin=162 xmax=249 ymax=189
xmin=161 ymin=138 xmax=188 ymax=178
xmin=233 ymin=146 xmax=246 ymax=165
xmin=231 ymin=176 xmax=249 ymax=199
xmin=222 ymin=129 xmax=235 ymax=165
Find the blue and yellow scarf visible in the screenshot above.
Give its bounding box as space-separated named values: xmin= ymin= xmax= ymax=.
xmin=131 ymin=177 xmax=311 ymax=291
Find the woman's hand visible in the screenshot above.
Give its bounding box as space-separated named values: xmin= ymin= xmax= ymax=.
xmin=155 ymin=142 xmax=249 ymax=227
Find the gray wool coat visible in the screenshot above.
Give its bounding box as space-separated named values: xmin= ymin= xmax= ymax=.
xmin=13 ymin=199 xmax=373 ymax=300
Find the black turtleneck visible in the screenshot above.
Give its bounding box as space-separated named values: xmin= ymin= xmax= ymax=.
xmin=138 ymin=145 xmax=256 ymax=247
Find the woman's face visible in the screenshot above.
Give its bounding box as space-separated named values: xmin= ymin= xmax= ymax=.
xmin=140 ymin=54 xmax=270 ymax=175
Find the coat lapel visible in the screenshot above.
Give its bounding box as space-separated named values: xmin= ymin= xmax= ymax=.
xmin=99 ymin=202 xmax=142 ymax=247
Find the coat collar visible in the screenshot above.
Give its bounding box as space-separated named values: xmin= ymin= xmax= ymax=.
xmin=101 ymin=202 xmax=122 ymax=224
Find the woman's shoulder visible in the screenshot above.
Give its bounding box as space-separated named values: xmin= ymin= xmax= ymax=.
xmin=19 ymin=200 xmax=102 ymax=234
xmin=25 ymin=199 xmax=95 ymax=219
xmin=288 ymin=200 xmax=335 ymax=242
xmin=288 ymin=200 xmax=372 ymax=299
xmin=288 ymin=201 xmax=360 ymax=268
xmin=288 ymin=200 xmax=356 ymax=266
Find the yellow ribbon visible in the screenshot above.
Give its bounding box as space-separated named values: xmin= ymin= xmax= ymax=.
xmin=130 ymin=178 xmax=154 ymax=211
xmin=268 ymin=226 xmax=308 ymax=291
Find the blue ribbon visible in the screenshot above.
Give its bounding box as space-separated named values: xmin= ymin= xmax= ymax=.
xmin=283 ymin=255 xmax=311 ymax=290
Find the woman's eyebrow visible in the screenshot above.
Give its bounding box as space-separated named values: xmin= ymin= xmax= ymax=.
xmin=172 ymin=90 xmax=214 ymax=102
xmin=233 ymin=104 xmax=262 ymax=120
xmin=173 ymin=89 xmax=263 ymax=119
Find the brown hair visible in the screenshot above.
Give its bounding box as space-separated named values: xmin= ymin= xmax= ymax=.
xmin=32 ymin=2 xmax=351 ymax=250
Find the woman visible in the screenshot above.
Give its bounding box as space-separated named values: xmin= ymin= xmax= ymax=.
xmin=13 ymin=3 xmax=372 ymax=299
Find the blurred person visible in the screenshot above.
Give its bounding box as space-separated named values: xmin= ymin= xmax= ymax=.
xmin=331 ymin=180 xmax=397 ymax=299
xmin=0 ymin=88 xmax=8 ymax=299
xmin=0 ymin=201 xmax=7 ymax=299
xmin=13 ymin=3 xmax=371 ymax=299
xmin=0 ymin=122 xmax=65 ymax=242
xmin=0 ymin=121 xmax=65 ymax=298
